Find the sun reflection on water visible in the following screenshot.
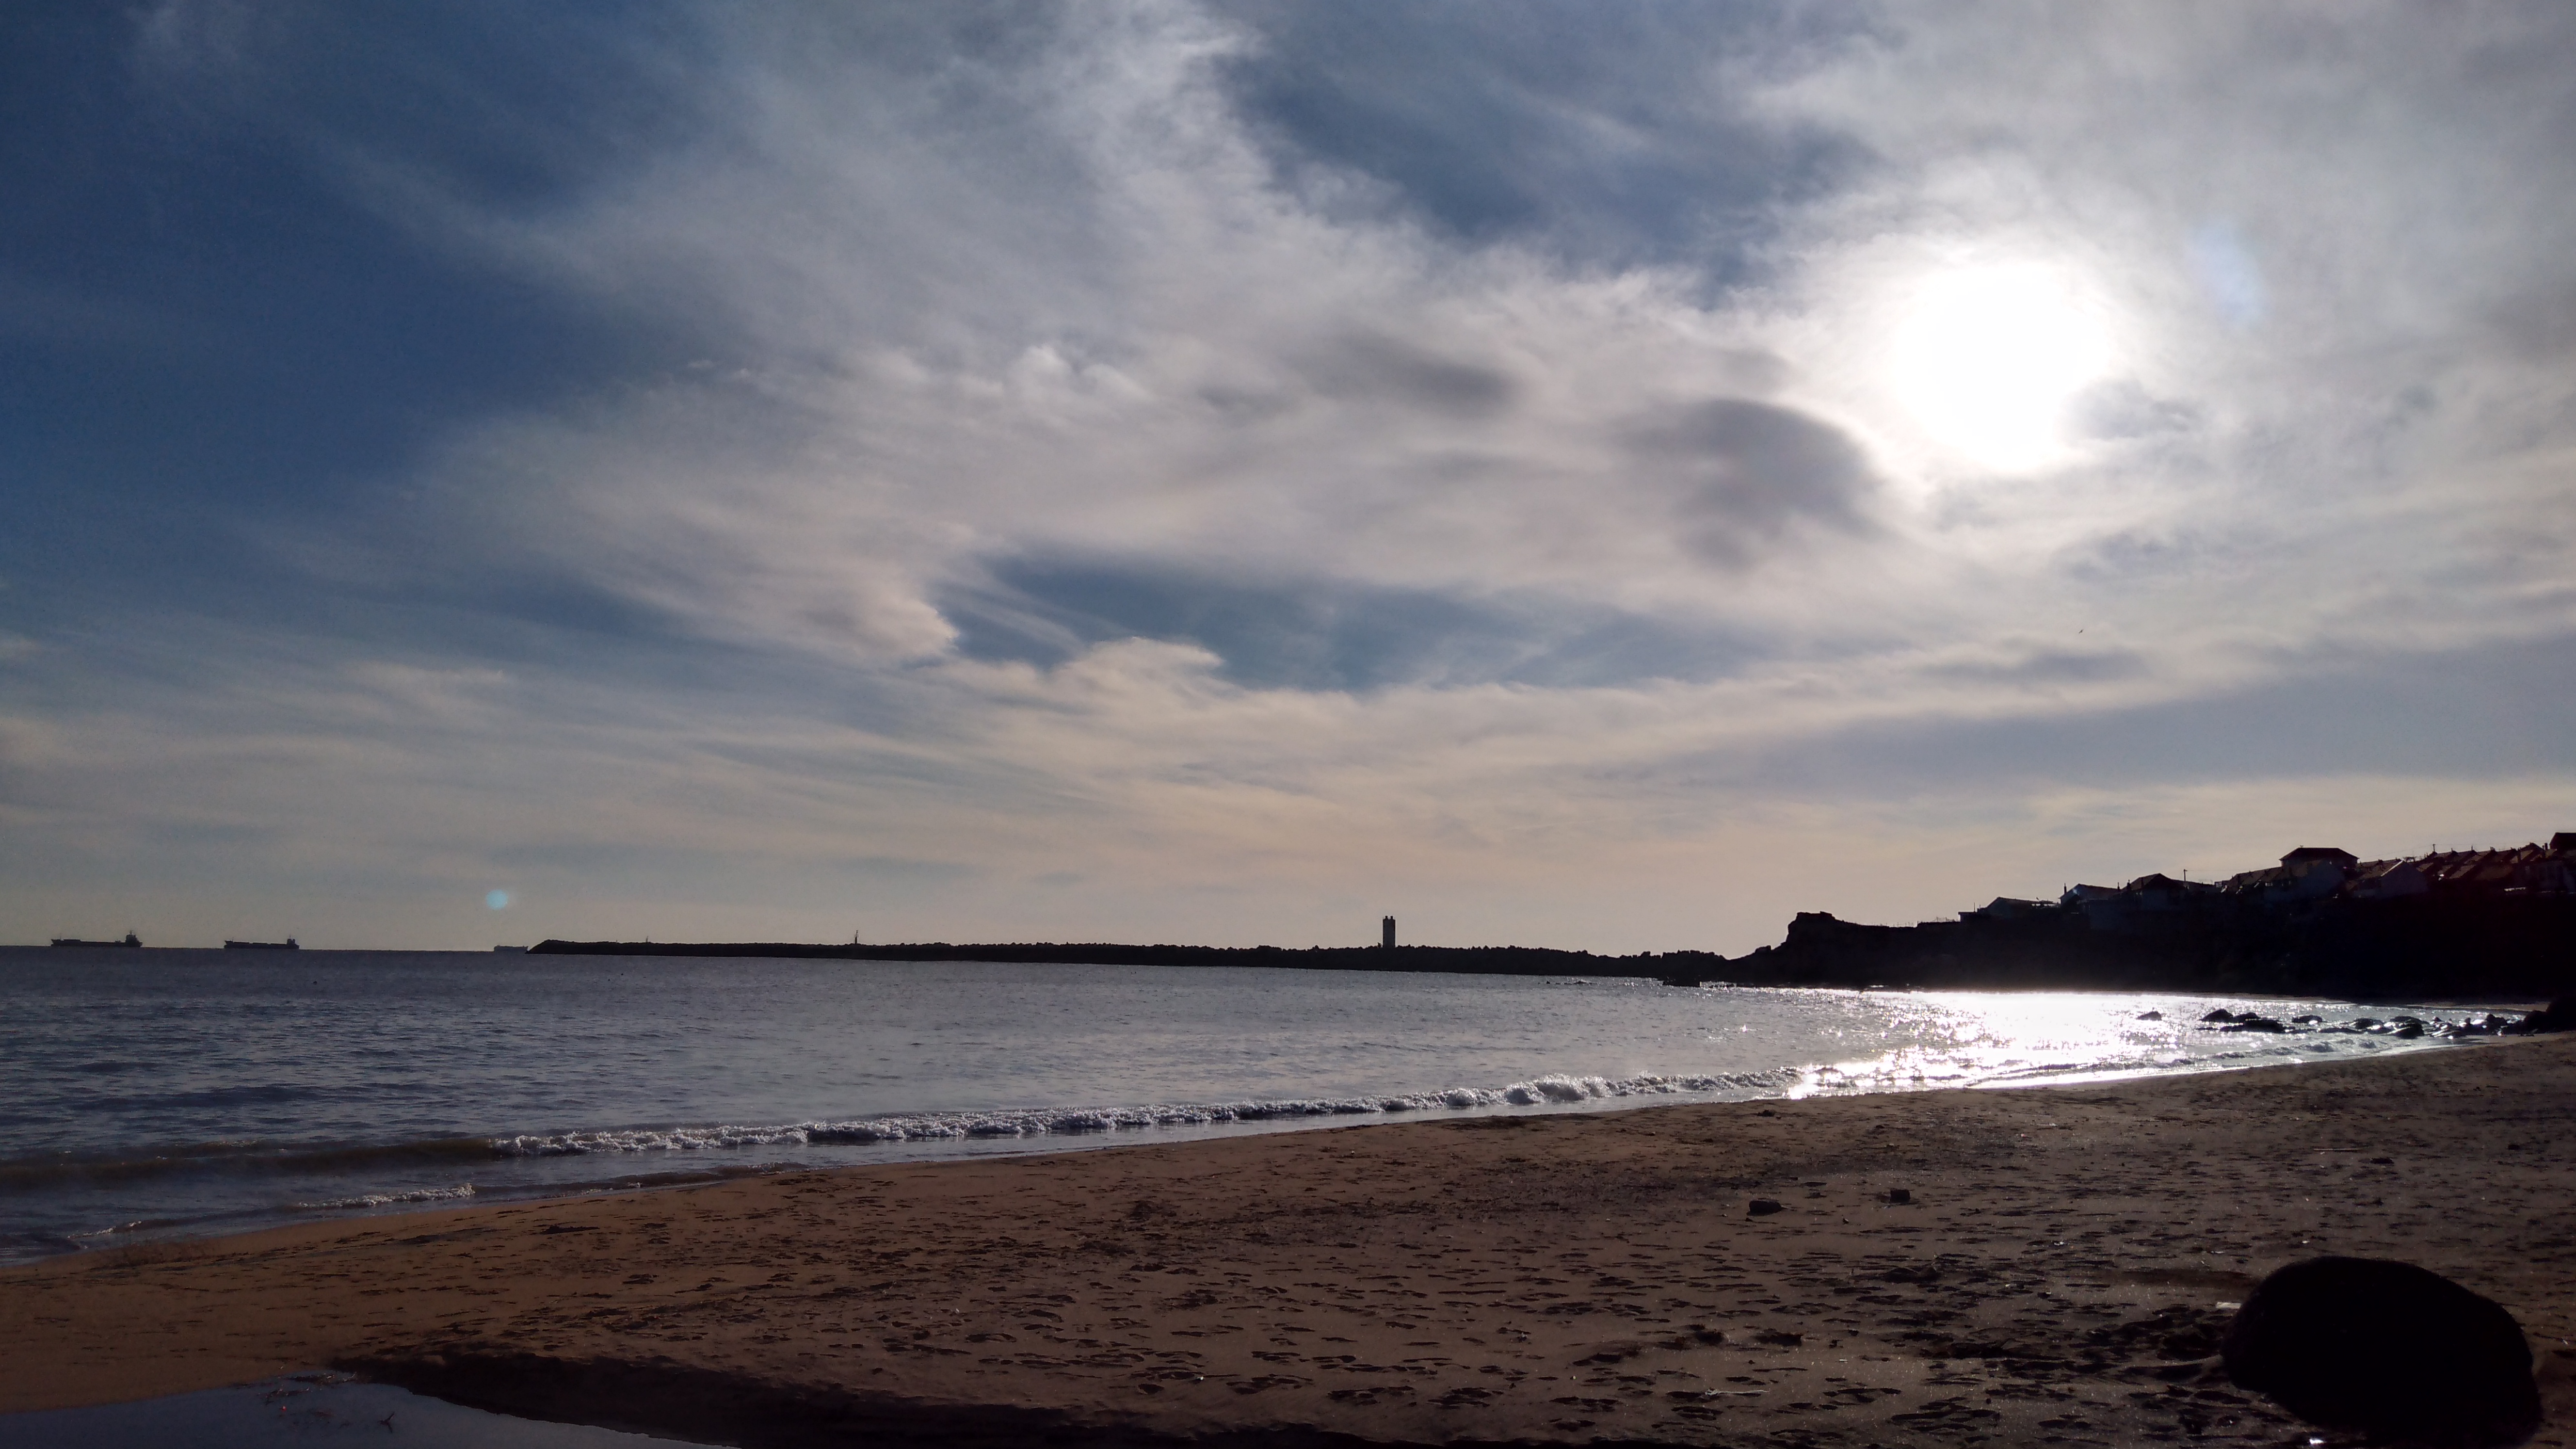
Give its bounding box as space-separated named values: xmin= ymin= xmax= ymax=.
xmin=1784 ymin=989 xmax=2423 ymax=1099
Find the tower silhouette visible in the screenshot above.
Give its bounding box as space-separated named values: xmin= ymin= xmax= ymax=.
xmin=1382 ymin=915 xmax=1396 ymax=950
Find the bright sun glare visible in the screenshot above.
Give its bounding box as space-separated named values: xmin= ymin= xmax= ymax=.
xmin=1886 ymin=261 xmax=2115 ymax=473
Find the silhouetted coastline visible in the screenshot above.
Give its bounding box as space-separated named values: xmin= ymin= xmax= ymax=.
xmin=1704 ymin=836 xmax=2576 ymax=1001
xmin=531 ymin=833 xmax=2576 ymax=1002
xmin=1704 ymin=890 xmax=2576 ymax=1000
xmin=526 ymin=937 xmax=1718 ymax=979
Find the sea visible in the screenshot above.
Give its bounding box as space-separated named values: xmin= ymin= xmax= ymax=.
xmin=0 ymin=947 xmax=2490 ymax=1265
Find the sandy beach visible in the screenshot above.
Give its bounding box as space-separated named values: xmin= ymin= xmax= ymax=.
xmin=5 ymin=1035 xmax=2572 ymax=1447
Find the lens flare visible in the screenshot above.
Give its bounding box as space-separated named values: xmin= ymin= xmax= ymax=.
xmin=485 ymin=889 xmax=511 ymax=911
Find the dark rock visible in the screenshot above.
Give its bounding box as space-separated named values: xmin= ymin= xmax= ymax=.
xmin=2221 ymin=1256 xmax=2539 ymax=1446
xmin=2351 ymin=1018 xmax=2383 ymax=1030
xmin=2391 ymin=1018 xmax=2426 ymax=1039
xmin=2506 ymin=994 xmax=2576 ymax=1034
xmin=1747 ymin=1198 xmax=1785 ymax=1217
xmin=2136 ymin=1010 xmax=2164 ymax=1020
xmin=2202 ymin=1008 xmax=2239 ymax=1022
xmin=2222 ymin=1015 xmax=2288 ymax=1032
xmin=2293 ymin=1014 xmax=2323 ymax=1025
xmin=1886 ymin=1188 xmax=1912 ymax=1205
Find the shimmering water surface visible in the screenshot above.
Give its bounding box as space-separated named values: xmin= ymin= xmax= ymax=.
xmin=0 ymin=948 xmax=2471 ymax=1262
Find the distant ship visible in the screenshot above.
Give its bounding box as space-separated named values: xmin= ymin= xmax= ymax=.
xmin=223 ymin=937 xmax=300 ymax=950
xmin=50 ymin=933 xmax=141 ymax=948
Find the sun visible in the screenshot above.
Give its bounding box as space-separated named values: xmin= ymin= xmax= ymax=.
xmin=1884 ymin=261 xmax=2115 ymax=473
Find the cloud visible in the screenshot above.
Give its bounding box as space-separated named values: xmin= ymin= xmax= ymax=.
xmin=1922 ymin=644 xmax=2150 ymax=688
xmin=381 ymin=45 xmax=1879 ymax=665
xmin=331 ymin=0 xmax=2575 ymax=683
xmin=2187 ymin=221 xmax=2267 ymax=329
xmin=1209 ymin=0 xmax=1865 ymax=271
xmin=1625 ymin=398 xmax=1879 ymax=565
xmin=943 ymin=555 xmax=1756 ymax=690
xmin=8 ymin=1 xmax=2576 ymax=949
xmin=1296 ymin=332 xmax=1520 ymax=418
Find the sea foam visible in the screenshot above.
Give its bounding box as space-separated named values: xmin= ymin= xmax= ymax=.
xmin=299 ymin=1183 xmax=479 ymax=1210
xmin=486 ymin=1068 xmax=1799 ymax=1158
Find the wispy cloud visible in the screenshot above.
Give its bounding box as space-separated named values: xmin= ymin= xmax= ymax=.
xmin=6 ymin=2 xmax=2575 ymax=948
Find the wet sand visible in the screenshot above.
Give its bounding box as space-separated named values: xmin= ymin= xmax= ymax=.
xmin=5 ymin=1036 xmax=2573 ymax=1447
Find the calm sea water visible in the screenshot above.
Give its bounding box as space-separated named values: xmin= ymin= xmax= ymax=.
xmin=0 ymin=948 xmax=2474 ymax=1263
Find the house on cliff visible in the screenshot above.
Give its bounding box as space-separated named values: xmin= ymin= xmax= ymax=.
xmin=2225 ymin=846 xmax=2357 ymax=909
xmin=1962 ymin=896 xmax=2060 ymax=922
xmin=2410 ymin=840 xmax=2576 ymax=896
xmin=2026 ymin=837 xmax=2573 ymax=936
xmin=2058 ymin=882 xmax=2127 ymax=931
xmin=2343 ymin=858 xmax=2431 ymax=901
xmin=2222 ymin=837 xmax=2574 ymax=906
xmin=2281 ymin=846 xmax=2358 ymax=892
xmin=1758 ymin=828 xmax=2574 ymax=996
xmin=2044 ymin=873 xmax=2222 ymax=934
xmin=2122 ymin=872 xmax=2222 ymax=911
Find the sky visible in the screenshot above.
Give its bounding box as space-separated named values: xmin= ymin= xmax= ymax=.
xmin=5 ymin=1 xmax=2576 ymax=953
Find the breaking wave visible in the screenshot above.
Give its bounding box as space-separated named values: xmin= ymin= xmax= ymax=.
xmin=298 ymin=1183 xmax=478 ymax=1210
xmin=488 ymin=1068 xmax=1801 ymax=1158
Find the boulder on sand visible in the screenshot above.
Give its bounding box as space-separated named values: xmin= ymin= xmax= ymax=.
xmin=2222 ymin=1256 xmax=2540 ymax=1446
xmin=2506 ymin=994 xmax=2576 ymax=1034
